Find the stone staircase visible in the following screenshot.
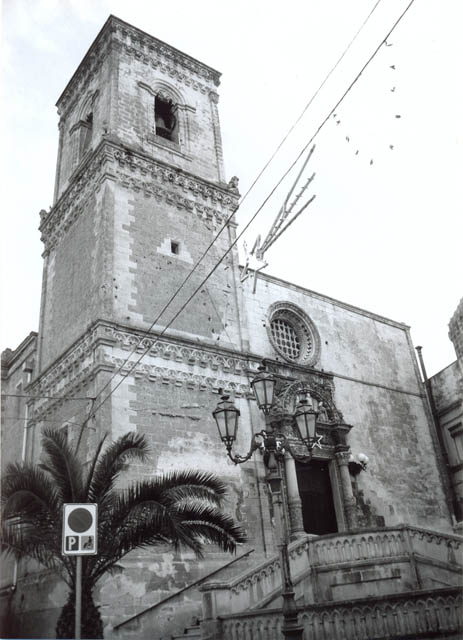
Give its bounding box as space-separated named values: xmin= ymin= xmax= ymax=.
xmin=113 ymin=525 xmax=462 ymax=639
xmin=198 ymin=525 xmax=462 ymax=639
xmin=215 ymin=586 xmax=462 ymax=639
xmin=111 ymin=548 xmax=261 ymax=640
xmin=171 ymin=622 xmax=201 ymax=639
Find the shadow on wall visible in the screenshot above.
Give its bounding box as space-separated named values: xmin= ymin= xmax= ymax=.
xmin=352 ymin=479 xmax=386 ymax=529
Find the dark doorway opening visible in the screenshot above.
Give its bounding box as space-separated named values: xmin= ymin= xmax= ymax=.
xmin=295 ymin=459 xmax=338 ymax=535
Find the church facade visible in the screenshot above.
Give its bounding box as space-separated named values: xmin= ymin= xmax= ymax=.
xmin=1 ymin=16 xmax=461 ymax=639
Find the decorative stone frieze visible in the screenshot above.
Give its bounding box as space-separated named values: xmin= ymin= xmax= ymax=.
xmin=108 ymin=356 xmax=248 ymax=396
xmin=103 ymin=324 xmax=247 ymax=374
xmin=56 ymin=32 xmax=113 ymax=117
xmin=112 ymin=147 xmax=237 ymax=206
xmin=28 ymin=328 xmax=99 ymax=398
xmin=40 ymin=142 xmax=239 ymax=253
xmin=114 ymin=19 xmax=221 ymax=86
xmin=57 ymin=17 xmax=220 ymax=117
xmin=25 ymin=321 xmax=256 ymax=422
xmin=39 ymin=143 xmax=114 ymax=253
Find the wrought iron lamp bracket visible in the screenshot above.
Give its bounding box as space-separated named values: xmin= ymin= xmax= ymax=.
xmin=226 ymin=430 xmax=325 ymax=466
xmin=225 ymin=430 xmax=268 ymax=465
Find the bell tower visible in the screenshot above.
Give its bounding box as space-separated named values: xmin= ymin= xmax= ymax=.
xmin=20 ymin=18 xmax=256 ymax=632
xmin=37 ymin=16 xmax=241 ymax=372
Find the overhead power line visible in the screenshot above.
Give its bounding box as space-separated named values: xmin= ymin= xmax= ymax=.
xmin=1 ymin=416 xmax=85 ymax=427
xmin=1 ymin=394 xmax=94 ymax=401
xmin=80 ymin=0 xmax=416 ymax=427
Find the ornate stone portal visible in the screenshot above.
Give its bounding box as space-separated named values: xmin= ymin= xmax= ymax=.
xmin=263 ymin=362 xmax=357 ymax=537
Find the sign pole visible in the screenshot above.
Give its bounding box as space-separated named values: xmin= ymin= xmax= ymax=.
xmin=75 ymin=555 xmax=82 ymax=640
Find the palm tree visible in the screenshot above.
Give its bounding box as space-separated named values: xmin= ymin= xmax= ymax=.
xmin=1 ymin=428 xmax=246 ymax=638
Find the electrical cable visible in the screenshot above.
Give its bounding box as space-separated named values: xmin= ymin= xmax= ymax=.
xmin=82 ymin=0 xmax=417 ymax=425
xmin=1 ymin=394 xmax=94 ymax=401
xmin=1 ymin=416 xmax=85 ymax=426
xmin=82 ymin=0 xmax=385 ymax=410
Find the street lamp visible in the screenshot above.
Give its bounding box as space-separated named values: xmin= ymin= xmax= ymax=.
xmin=212 ymin=362 xmax=321 ymax=640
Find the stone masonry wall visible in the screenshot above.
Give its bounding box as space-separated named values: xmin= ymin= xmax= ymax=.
xmin=3 ymin=322 xmax=270 ymax=639
xmin=241 ymin=272 xmax=452 ymax=532
xmin=0 ymin=334 xmax=37 ymax=595
xmin=54 ymin=36 xmax=113 ymax=201
xmin=110 ymin=174 xmax=241 ymax=348
xmin=111 ymin=18 xmax=225 ymax=184
xmin=38 ymin=185 xmax=107 ymax=372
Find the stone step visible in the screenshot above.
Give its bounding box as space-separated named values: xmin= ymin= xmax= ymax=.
xmin=171 ymin=624 xmax=201 ymax=639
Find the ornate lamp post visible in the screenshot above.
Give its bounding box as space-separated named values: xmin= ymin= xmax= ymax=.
xmin=212 ymin=363 xmax=321 ymax=640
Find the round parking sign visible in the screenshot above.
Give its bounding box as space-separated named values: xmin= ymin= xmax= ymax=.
xmin=63 ymin=504 xmax=97 ymax=555
xmin=68 ymin=508 xmax=93 ymax=533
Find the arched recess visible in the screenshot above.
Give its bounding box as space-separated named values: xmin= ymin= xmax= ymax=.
xmin=138 ymin=80 xmax=193 ymax=153
xmin=68 ymin=90 xmax=100 ymax=170
xmin=280 ymin=379 xmax=344 ymax=425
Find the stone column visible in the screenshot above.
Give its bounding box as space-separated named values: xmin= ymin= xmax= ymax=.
xmin=284 ymin=452 xmax=305 ymax=539
xmin=335 ymin=449 xmax=357 ymax=530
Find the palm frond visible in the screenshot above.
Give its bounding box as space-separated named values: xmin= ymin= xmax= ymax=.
xmin=41 ymin=427 xmax=84 ymax=501
xmin=1 ymin=515 xmax=73 ymax=584
xmin=1 ymin=463 xmax=60 ymax=519
xmin=87 ymin=431 xmax=149 ymax=503
xmin=173 ymin=502 xmax=247 ymax=554
xmin=88 ymin=479 xmax=246 ymax=583
xmin=83 ymin=433 xmax=107 ymax=499
xmin=146 ymin=470 xmax=228 ymax=505
xmin=1 ymin=428 xmax=246 ymax=600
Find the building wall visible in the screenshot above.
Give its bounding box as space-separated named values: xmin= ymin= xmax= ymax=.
xmin=37 ymin=15 xmax=237 ymax=374
xmin=241 ymin=272 xmax=451 ymax=531
xmin=430 ymin=297 xmax=463 ymax=522
xmin=0 ymin=333 xmax=37 ymax=599
xmin=1 ymin=15 xmax=460 ymax=640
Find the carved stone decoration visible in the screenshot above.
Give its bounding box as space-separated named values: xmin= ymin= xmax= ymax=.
xmin=108 ymin=356 xmax=248 ymax=396
xmin=266 ymin=302 xmax=321 ymax=367
xmin=25 ymin=320 xmax=255 ymax=423
xmin=57 ymin=17 xmax=221 ymax=116
xmin=278 ymin=378 xmax=344 ymax=424
xmin=39 ymin=141 xmax=240 ymax=253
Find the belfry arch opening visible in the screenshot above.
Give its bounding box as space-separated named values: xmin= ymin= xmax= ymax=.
xmin=155 ymin=95 xmax=178 ymax=142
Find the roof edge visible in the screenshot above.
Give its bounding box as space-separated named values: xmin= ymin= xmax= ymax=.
xmin=56 ymin=15 xmax=221 ymax=108
xmin=253 ymin=269 xmax=410 ymax=330
xmin=1 ymin=331 xmax=38 ymax=367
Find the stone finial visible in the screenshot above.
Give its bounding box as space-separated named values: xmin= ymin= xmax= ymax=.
xmin=449 ymin=297 xmax=463 ymax=361
xmin=227 ymin=176 xmax=239 ymax=194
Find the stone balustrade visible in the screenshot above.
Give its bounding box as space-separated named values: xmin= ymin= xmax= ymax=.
xmin=217 ymin=587 xmax=462 ymax=640
xmin=310 ymin=528 xmax=407 ymax=566
xmin=200 ymin=525 xmax=462 ymax=621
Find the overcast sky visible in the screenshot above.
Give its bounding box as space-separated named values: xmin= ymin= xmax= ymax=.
xmin=1 ymin=0 xmax=462 ymax=377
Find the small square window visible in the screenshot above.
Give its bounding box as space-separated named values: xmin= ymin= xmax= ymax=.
xmin=170 ymin=241 xmax=180 ymax=255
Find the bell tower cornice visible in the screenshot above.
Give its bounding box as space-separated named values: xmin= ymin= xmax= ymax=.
xmin=39 ymin=139 xmax=239 ymax=254
xmin=56 ymin=15 xmax=221 ymax=119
